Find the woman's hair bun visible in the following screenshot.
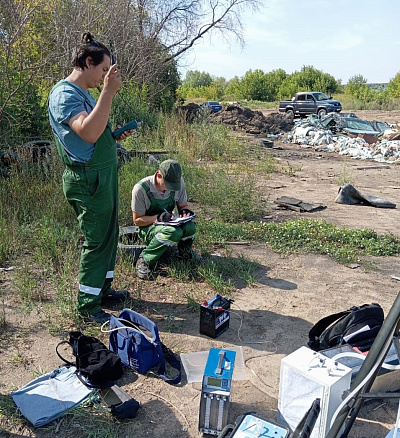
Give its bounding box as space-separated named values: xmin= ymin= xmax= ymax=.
xmin=81 ymin=32 xmax=94 ymax=44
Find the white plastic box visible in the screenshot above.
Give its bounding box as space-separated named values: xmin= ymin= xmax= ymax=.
xmin=278 ymin=346 xmax=352 ymax=438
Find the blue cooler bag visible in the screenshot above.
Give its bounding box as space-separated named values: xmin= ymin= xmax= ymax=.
xmin=107 ymin=308 xmax=181 ymax=385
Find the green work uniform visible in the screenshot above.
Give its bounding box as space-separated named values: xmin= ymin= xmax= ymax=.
xmin=53 ymin=108 xmax=119 ymax=316
xmin=137 ymin=182 xmax=196 ymax=266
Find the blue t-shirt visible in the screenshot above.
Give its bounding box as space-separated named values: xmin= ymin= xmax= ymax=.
xmin=48 ymin=80 xmax=97 ymax=163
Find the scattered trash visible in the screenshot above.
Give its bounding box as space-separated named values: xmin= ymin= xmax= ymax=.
xmin=258 ymin=138 xmax=274 ymax=148
xmin=176 ymin=105 xmax=400 ymax=164
xmin=284 ymin=114 xmax=400 ymax=163
xmin=335 ymin=183 xmax=396 ymax=208
xmin=356 ymin=165 xmax=390 ymax=170
xmin=274 ymin=196 xmax=326 ymax=212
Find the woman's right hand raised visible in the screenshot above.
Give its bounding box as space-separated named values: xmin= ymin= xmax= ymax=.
xmin=103 ymin=63 xmax=121 ymax=95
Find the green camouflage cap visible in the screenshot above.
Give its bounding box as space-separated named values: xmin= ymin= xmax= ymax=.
xmin=159 ymin=159 xmax=182 ymax=191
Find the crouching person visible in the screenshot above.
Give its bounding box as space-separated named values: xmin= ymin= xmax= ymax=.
xmin=131 ymin=159 xmax=200 ymax=279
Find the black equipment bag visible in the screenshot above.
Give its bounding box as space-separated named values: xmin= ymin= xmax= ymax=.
xmin=308 ymin=303 xmax=384 ymax=352
xmin=56 ymin=331 xmax=123 ymax=387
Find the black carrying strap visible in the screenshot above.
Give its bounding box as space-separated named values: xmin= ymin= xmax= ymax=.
xmin=56 ymin=340 xmax=76 ymax=366
xmin=56 ymin=339 xmax=117 ymax=388
xmin=55 ymin=340 xmax=99 ymax=388
xmin=308 ymin=310 xmax=350 ymax=349
xmin=56 ymin=338 xmax=113 ymax=367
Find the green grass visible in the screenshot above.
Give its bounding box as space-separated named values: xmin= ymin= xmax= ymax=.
xmin=230 ymin=99 xmax=278 ymax=110
xmin=333 ymin=92 xmax=400 ymax=111
xmin=164 ymin=254 xmax=259 ymax=296
xmin=0 ymin=108 xmax=399 ymax=437
xmin=0 ymin=394 xmax=25 ymax=432
xmin=199 ymin=218 xmax=400 ymax=265
xmin=1 ymin=112 xmax=399 ymax=328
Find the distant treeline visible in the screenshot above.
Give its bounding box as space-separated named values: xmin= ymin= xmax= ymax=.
xmin=178 ymin=66 xmax=400 ymax=107
xmin=367 ymin=83 xmax=388 ymax=90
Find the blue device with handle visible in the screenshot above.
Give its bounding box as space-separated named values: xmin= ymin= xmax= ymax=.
xmin=199 ymin=348 xmax=236 ymax=435
xmin=112 ymin=120 xmax=141 ymax=139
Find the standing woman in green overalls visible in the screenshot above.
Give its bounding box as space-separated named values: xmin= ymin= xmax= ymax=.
xmin=48 ymin=32 xmax=132 ymax=323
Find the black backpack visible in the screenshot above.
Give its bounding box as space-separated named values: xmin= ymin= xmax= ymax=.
xmin=56 ymin=331 xmax=123 ymax=387
xmin=307 ymin=303 xmax=384 ymax=352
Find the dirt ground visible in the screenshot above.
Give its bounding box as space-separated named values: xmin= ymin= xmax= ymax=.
xmin=2 ymin=110 xmax=400 ymax=438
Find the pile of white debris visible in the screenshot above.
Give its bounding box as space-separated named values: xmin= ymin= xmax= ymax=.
xmin=284 ymin=115 xmax=400 ymax=163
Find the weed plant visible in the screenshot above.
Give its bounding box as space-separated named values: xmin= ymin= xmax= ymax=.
xmin=337 ymin=157 xmax=353 ymax=186
xmin=0 ymin=219 xmax=12 ymax=266
xmin=0 ymin=151 xmax=81 ymax=323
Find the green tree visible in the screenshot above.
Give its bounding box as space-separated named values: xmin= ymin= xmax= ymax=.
xmin=278 ymin=66 xmax=340 ymax=100
xmin=386 ymin=72 xmax=400 ymax=98
xmin=225 ymin=68 xmax=286 ymax=102
xmin=345 ymin=75 xmax=376 ymax=102
xmin=211 ymin=76 xmax=228 ymax=99
xmin=264 ymin=69 xmax=287 ymax=101
xmin=224 ymin=76 xmax=241 ymax=98
xmin=0 ymin=0 xmax=54 ymax=144
xmin=183 ymin=70 xmax=213 ymax=88
xmin=0 ymin=0 xmax=262 ymax=143
xmin=277 ymin=77 xmax=301 ymax=100
xmin=238 ymin=69 xmax=268 ymax=100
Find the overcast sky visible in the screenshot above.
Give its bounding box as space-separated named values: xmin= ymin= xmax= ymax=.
xmin=179 ymin=0 xmax=400 ymax=85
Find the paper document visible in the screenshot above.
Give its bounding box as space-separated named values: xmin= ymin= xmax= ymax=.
xmin=155 ymin=214 xmax=196 ymax=226
xmin=343 ymin=324 xmax=370 ymax=343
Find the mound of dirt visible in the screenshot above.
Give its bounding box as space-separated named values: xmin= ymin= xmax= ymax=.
xmin=176 ymin=103 xmax=201 ymax=122
xmin=263 ymin=111 xmax=295 ymax=134
xmin=176 ymin=103 xmax=294 ymax=135
xmin=211 ymin=104 xmax=294 ymax=135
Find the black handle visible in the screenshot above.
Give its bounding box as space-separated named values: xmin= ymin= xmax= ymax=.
xmin=217 ymin=423 xmax=234 ymax=438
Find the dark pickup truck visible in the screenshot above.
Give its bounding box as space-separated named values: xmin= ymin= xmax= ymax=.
xmin=279 ymin=92 xmax=342 ymax=118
